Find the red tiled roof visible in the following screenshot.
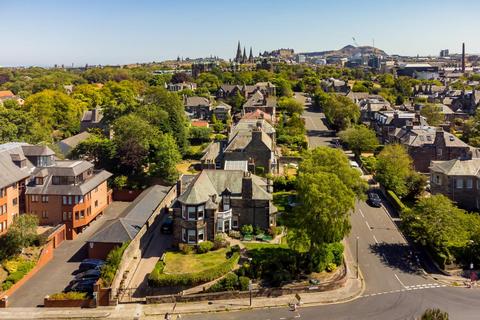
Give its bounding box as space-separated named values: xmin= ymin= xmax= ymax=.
xmin=241 ymin=109 xmax=273 ymax=122
xmin=0 ymin=90 xmax=15 ymax=98
xmin=191 ymin=120 xmax=209 ymax=127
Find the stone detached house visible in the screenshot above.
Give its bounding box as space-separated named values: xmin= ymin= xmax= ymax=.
xmin=389 ymin=126 xmax=473 ymax=172
xmin=242 ymin=91 xmax=277 ymax=122
xmin=216 ymin=82 xmax=276 ymax=100
xmin=430 ymin=158 xmax=480 ymax=211
xmin=167 ymin=82 xmax=197 ymax=92
xmin=184 ymin=96 xmax=212 ymax=120
xmin=212 ymin=102 xmax=232 ymax=121
xmin=24 ymin=146 xmax=112 ymax=239
xmin=172 ymin=170 xmax=276 ymax=245
xmin=373 ymin=111 xmax=427 ymax=143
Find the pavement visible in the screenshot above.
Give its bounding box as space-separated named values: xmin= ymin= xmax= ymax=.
xmin=7 ymin=202 xmax=129 ymax=307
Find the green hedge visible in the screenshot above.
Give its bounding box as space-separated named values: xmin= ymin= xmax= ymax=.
xmin=386 ymin=190 xmax=406 ymax=211
xmin=148 ymin=252 xmax=240 ymax=287
xmin=49 ymin=292 xmax=88 ymax=300
xmin=100 ymin=241 xmax=130 ymax=287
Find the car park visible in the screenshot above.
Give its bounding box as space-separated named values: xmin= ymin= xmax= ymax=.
xmin=78 ymin=259 xmax=104 ymax=272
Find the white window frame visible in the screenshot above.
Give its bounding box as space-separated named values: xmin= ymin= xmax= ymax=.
xmin=456 ymin=178 xmax=463 ymax=189
xmin=187 ymin=206 xmax=196 ymax=221
xmin=187 ymin=229 xmax=196 ymax=244
xmin=467 ymin=178 xmax=473 ymax=189
xmin=198 ymin=228 xmax=204 ymax=242
xmin=197 ymin=205 xmax=204 ymax=220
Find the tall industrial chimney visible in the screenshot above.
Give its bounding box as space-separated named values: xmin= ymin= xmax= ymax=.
xmin=462 ymin=42 xmax=466 ymax=74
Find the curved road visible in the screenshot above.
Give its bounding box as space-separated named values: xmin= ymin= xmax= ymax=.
xmin=185 ymin=101 xmax=480 ymax=319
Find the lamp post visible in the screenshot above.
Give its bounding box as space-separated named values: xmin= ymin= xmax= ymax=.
xmin=356 ymin=236 xmax=359 ymax=279
xmin=248 ymin=280 xmax=253 ymax=306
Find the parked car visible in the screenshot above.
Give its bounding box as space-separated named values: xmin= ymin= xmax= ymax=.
xmin=161 ymin=216 xmax=173 ymax=234
xmin=78 ymin=259 xmax=104 ymax=272
xmin=74 ymin=269 xmax=101 ymax=281
xmin=367 ymin=192 xmax=382 ymax=207
xmin=66 ymin=279 xmax=97 ymax=294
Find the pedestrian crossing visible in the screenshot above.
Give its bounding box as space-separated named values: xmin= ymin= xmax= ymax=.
xmin=361 ymin=283 xmax=447 ymax=298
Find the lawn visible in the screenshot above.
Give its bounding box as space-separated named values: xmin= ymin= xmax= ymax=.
xmin=163 ymin=248 xmax=229 ymax=274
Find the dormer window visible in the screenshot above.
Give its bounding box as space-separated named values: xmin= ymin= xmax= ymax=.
xmin=223 ymin=194 xmax=231 ymax=211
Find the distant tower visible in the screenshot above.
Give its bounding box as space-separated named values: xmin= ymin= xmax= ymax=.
xmin=248 ymin=47 xmax=254 ymax=63
xmin=235 ymin=41 xmax=242 ymax=63
xmin=242 ymin=47 xmax=247 ymax=63
xmin=462 ymin=42 xmax=466 ymax=74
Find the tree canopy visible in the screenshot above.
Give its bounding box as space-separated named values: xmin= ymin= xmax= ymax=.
xmin=339 ymin=125 xmax=379 ymax=157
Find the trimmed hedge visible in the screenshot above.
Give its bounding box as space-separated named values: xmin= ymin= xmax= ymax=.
xmin=148 ymin=252 xmax=240 ymax=287
xmin=386 ymin=190 xmax=406 ymax=211
xmin=100 ymin=241 xmax=129 ymax=287
xmin=49 ymin=292 xmax=88 ymax=300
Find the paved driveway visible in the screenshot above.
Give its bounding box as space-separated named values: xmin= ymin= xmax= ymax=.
xmin=8 ymin=201 xmax=129 ymax=307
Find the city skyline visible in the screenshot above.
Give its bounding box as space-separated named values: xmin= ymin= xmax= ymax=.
xmin=1 ymin=0 xmax=480 ymax=67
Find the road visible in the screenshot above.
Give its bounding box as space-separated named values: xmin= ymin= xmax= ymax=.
xmin=183 ymin=97 xmax=480 ymax=320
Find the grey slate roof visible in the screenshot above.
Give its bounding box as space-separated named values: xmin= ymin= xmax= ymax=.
xmin=88 ymin=185 xmax=171 ymax=244
xmin=57 ymin=132 xmax=91 ymax=156
xmin=430 ymin=158 xmax=480 ymax=176
xmin=21 ymin=145 xmax=55 ymax=156
xmin=0 ymin=143 xmax=33 ymax=189
xmin=177 ymin=170 xmax=271 ymax=205
xmin=230 ymin=119 xmax=275 ymax=138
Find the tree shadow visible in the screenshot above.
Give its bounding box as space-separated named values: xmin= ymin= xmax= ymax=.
xmin=369 ymin=242 xmax=423 ymax=275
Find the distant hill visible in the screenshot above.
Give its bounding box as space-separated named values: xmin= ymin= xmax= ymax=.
xmin=301 ymin=45 xmax=388 ymax=57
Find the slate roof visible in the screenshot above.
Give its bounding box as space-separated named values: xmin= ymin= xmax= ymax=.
xmin=394 ymin=126 xmax=469 ymax=148
xmin=224 ymin=130 xmax=273 ymax=152
xmin=88 ymin=185 xmax=171 ymax=244
xmin=224 ymin=160 xmax=248 ymax=171
xmin=0 ymin=143 xmax=33 ymax=189
xmin=57 ymin=132 xmax=91 ymax=156
xmin=230 ymin=119 xmax=275 ymax=138
xmin=185 ymin=96 xmax=211 ymax=108
xmin=177 ymin=170 xmax=271 ymax=205
xmin=430 ymin=158 xmax=480 ymax=176
xmin=22 ymin=145 xmax=55 ymax=156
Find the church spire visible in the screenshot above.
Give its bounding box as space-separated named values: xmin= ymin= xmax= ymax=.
xmin=248 ymin=47 xmax=254 ymax=62
xmin=235 ymin=41 xmax=242 ymax=63
xmin=242 ymin=47 xmax=247 ymax=63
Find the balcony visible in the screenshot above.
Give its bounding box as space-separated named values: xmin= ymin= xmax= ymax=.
xmin=217 ymin=209 xmax=232 ymax=233
xmin=217 ymin=208 xmax=232 ymax=220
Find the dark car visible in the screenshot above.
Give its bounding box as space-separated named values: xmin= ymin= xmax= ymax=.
xmin=78 ymin=259 xmax=105 ymax=272
xmin=74 ymin=269 xmax=101 ymax=281
xmin=66 ymin=279 xmax=97 ymax=294
xmin=367 ymin=192 xmax=382 ymax=207
xmin=161 ymin=216 xmax=173 ymax=234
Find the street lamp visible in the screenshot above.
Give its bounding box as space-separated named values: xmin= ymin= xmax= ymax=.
xmin=356 ymin=236 xmax=359 ymax=279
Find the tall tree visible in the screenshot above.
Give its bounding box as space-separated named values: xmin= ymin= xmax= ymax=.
xmin=420 ymin=104 xmax=444 ymax=126
xmin=339 ymin=125 xmax=379 ymax=158
xmin=375 ymin=144 xmax=413 ymax=197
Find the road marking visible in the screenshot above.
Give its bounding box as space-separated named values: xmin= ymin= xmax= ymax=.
xmin=360 ymin=284 xmax=447 ymax=298
xmin=372 ymin=235 xmax=379 ymax=244
xmin=394 ymin=274 xmax=406 ymax=288
xmin=359 ymin=209 xmax=365 ymax=218
xmin=365 ymin=221 xmax=371 ymax=229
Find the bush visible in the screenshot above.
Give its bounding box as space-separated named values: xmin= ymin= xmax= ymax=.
xmin=148 ymin=252 xmax=240 ymax=287
xmin=328 ymin=242 xmax=344 ymax=266
xmin=4 ymin=260 xmax=19 ymax=274
xmin=213 ymin=235 xmax=229 ymax=250
xmin=271 ymin=175 xmax=296 ymax=192
xmin=49 ymin=292 xmax=88 ymax=300
xmin=197 ymin=241 xmax=214 ymax=254
xmin=267 ymin=226 xmax=282 ymax=237
xmin=255 ymin=166 xmax=265 ymax=176
xmin=223 ymin=273 xmax=239 ymax=291
xmin=179 ymin=243 xmax=194 ymax=254
xmin=1 ymin=281 xmax=13 ymax=291
xmin=387 ymin=190 xmax=406 ymax=211
xmin=238 ymin=276 xmax=250 ymax=291
xmin=100 ymin=241 xmax=129 ymax=287
xmin=326 ymin=263 xmax=337 ymax=272
xmin=228 ymin=230 xmax=241 ymax=239
xmin=241 ymin=225 xmax=253 ymax=236
xmin=6 ymin=271 xmax=24 ymax=284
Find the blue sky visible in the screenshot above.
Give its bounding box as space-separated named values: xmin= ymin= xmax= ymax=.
xmin=1 ymin=0 xmax=479 ymax=66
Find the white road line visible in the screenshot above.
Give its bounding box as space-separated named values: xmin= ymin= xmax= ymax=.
xmin=359 ymin=209 xmax=365 ymax=218
xmin=372 ymin=235 xmax=379 ymax=244
xmin=394 ymin=274 xmax=406 ymax=288
xmin=365 ymin=221 xmax=371 ymax=229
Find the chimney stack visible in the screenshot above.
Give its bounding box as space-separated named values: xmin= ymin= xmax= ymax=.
xmin=242 ymin=171 xmax=253 ymax=199
xmin=462 ymin=42 xmax=466 ymax=74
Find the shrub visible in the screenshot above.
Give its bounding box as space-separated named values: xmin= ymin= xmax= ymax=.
xmin=148 ymin=252 xmax=240 ymax=287
xmin=1 ymin=281 xmax=13 ymax=291
xmin=255 ymin=166 xmax=265 ymax=176
xmin=179 ymin=243 xmax=194 ymax=254
xmin=197 ymin=241 xmax=214 ymax=254
xmin=238 ymin=276 xmax=250 ymax=291
xmin=49 ymin=292 xmax=88 ymax=300
xmin=17 ymin=260 xmax=35 ymax=274
xmin=4 ymin=260 xmax=19 ymax=274
xmin=387 ymin=190 xmax=406 ymax=211
xmin=328 ymin=242 xmax=344 ymax=266
xmin=267 ymin=226 xmax=282 ymax=237
xmin=326 ymin=263 xmax=337 ymax=272
xmin=100 ymin=241 xmax=129 ymax=287
xmin=223 ymin=273 xmax=239 ymax=291
xmin=241 ymin=225 xmax=253 ymax=236
xmin=6 ymin=271 xmax=24 ymax=283
xmin=228 ymin=230 xmax=241 ymax=239
xmin=213 ymin=235 xmax=229 ymax=250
